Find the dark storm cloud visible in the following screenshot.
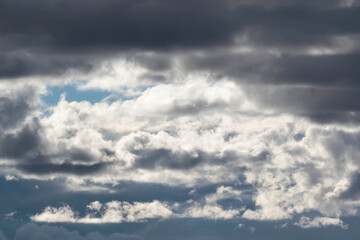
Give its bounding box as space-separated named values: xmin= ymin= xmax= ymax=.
xmin=1 ymin=0 xmax=360 ymax=51
xmin=1 ymin=0 xmax=360 ymax=86
xmin=0 ymin=0 xmax=233 ymax=51
xmin=0 ymin=52 xmax=93 ymax=79
xmin=1 ymin=0 xmax=359 ymax=54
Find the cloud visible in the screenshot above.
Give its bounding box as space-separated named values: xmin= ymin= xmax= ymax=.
xmin=0 ymin=85 xmax=39 ymax=130
xmin=17 ymin=162 xmax=110 ymax=175
xmin=295 ymin=216 xmax=348 ymax=229
xmin=2 ymin=1 xmax=360 ymax=239
xmin=31 ymin=194 xmax=242 ymax=223
xmin=183 ymin=202 xmax=240 ymax=220
xmin=0 ymin=51 xmax=93 ymax=79
xmin=341 ymin=172 xmax=360 ymax=199
xmin=31 ymin=200 xmax=174 ymax=224
xmin=0 ymin=122 xmax=42 ymax=159
xmin=1 ymin=77 xmax=359 ymax=224
xmin=1 ymin=0 xmax=359 ymax=54
xmin=0 ymin=0 xmax=235 ymax=51
xmin=181 ymin=186 xmax=243 ymax=220
xmin=2 ymin=0 xmax=360 ymax=91
xmin=129 ymin=147 xmax=237 ymax=170
xmin=30 ymin=205 xmax=78 ymax=223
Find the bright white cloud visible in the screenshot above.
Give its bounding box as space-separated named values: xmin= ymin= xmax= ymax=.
xmin=31 ymin=196 xmax=242 ymax=223
xmin=31 ymin=206 xmax=78 ymax=223
xmin=31 ymin=200 xmax=173 ymax=224
xmin=183 ymin=201 xmax=240 ymax=220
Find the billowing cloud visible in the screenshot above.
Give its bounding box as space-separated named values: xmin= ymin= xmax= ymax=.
xmin=0 ymin=78 xmax=359 ymax=225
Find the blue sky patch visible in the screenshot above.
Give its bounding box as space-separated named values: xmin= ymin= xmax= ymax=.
xmin=41 ymin=84 xmax=111 ymax=105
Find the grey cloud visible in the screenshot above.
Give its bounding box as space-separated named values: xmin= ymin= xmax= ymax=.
xmin=0 ymin=88 xmax=44 ymax=161
xmin=243 ymin=85 xmax=360 ymax=123
xmin=0 ymin=88 xmax=38 ymax=130
xmin=250 ymin=150 xmax=271 ymax=162
xmin=339 ymin=173 xmax=360 ymax=200
xmin=131 ymin=54 xmax=173 ymax=72
xmin=167 ymin=100 xmax=229 ymax=116
xmin=0 ymin=123 xmax=41 ymax=159
xmin=131 ymin=148 xmax=204 ymax=170
xmin=130 ymin=148 xmax=237 ymax=170
xmin=14 ymin=145 xmax=114 ymax=175
xmin=67 ymin=148 xmax=97 ymax=163
xmin=17 ymin=162 xmax=110 ymax=176
xmin=100 ymin=148 xmax=116 ymax=157
xmin=139 ymin=73 xmax=167 ymax=83
xmin=186 ymin=53 xmax=360 ymax=87
xmin=270 ymin=54 xmax=360 ymax=86
xmin=234 ymin=6 xmax=360 ymax=47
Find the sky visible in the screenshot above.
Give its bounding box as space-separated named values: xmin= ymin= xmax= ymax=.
xmin=1 ymin=0 xmax=360 ymax=239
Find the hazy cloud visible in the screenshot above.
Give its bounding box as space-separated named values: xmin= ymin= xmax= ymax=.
xmin=14 ymin=223 xmax=144 ymax=240
xmin=295 ymin=216 xmax=348 ymax=229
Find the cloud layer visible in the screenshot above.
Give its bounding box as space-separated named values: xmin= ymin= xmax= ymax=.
xmin=2 ymin=0 xmax=360 ymax=239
